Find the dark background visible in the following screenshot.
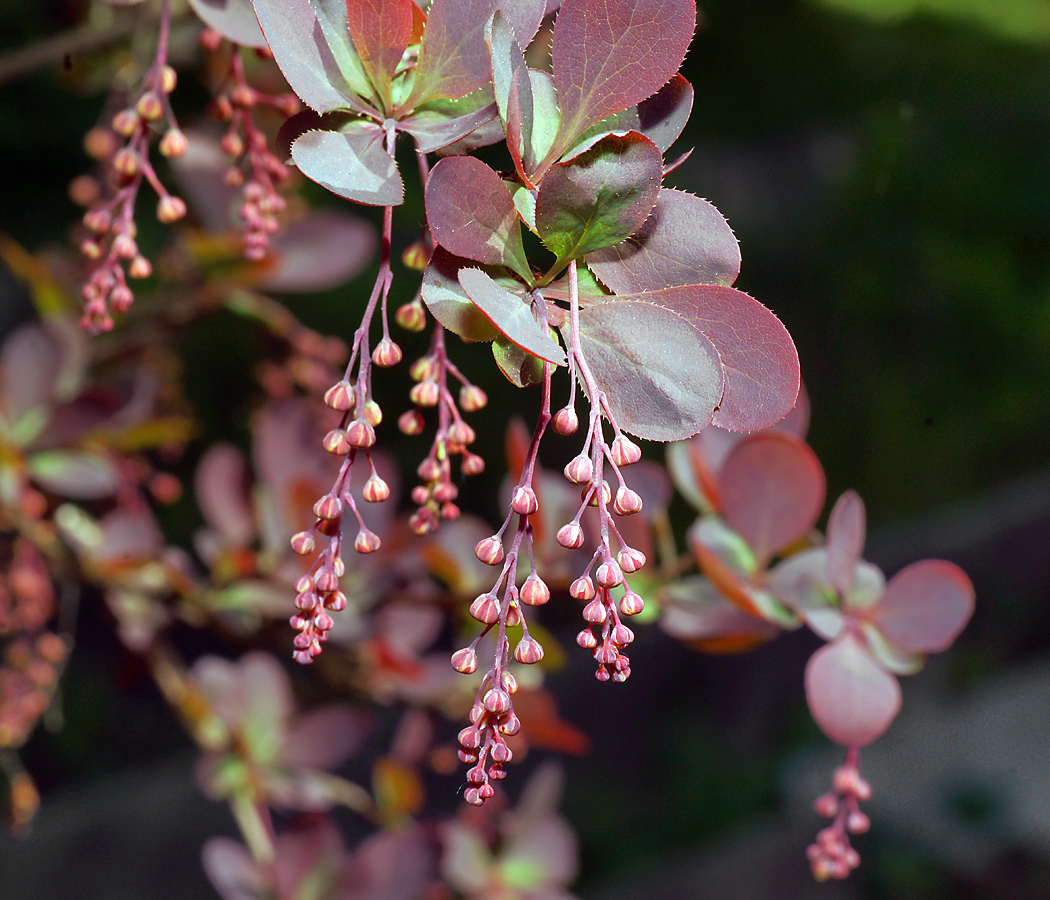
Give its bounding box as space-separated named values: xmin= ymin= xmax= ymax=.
xmin=2 ymin=0 xmax=1050 ymax=897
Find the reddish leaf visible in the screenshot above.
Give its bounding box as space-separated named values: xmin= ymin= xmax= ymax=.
xmin=718 ymin=432 xmax=825 ymax=566
xmin=874 ymin=560 xmax=975 ymax=653
xmin=346 ymin=0 xmax=415 ymax=96
xmin=195 ymin=443 xmax=255 ymax=547
xmin=425 ymin=157 xmax=531 ymax=280
xmin=0 ymin=323 xmax=62 ymax=426
xmin=550 ymin=0 xmax=696 ymax=154
xmin=189 ymin=0 xmax=266 ymax=47
xmin=261 ymin=210 xmax=377 ymax=293
xmin=291 ymin=122 xmax=403 ymax=206
xmin=282 ymin=705 xmax=369 ymax=770
xmin=250 ymin=0 xmax=377 ymax=114
xmin=568 ymin=300 xmax=722 ymax=441
xmin=625 ymin=284 xmax=799 ymax=433
xmin=420 ymin=249 xmax=501 ymax=342
xmin=27 ymin=450 xmax=121 ymax=499
xmin=399 ymin=91 xmax=499 ymax=153
xmin=202 ymin=837 xmax=266 ymax=900
xmin=825 ymin=490 xmax=866 ymax=598
xmin=536 ymin=132 xmax=663 ymax=262
xmin=486 ymin=11 xmax=533 ymax=178
xmin=587 ymin=189 xmax=740 ymax=292
xmin=458 ymin=268 xmax=566 ymax=365
xmin=659 ymin=576 xmax=780 ymax=653
xmin=805 ymin=635 xmax=901 ymax=747
xmin=413 ymin=0 xmax=546 ymax=103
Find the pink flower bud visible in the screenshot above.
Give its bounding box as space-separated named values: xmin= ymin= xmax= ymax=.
xmin=449 ymin=421 xmax=475 ymax=445
xmin=612 ymin=624 xmax=635 ymax=646
xmin=618 ymin=547 xmax=646 ymax=573
xmin=469 ymin=593 xmax=500 ymax=624
xmin=596 ymin=561 xmax=623 ymax=588
xmin=364 ymin=400 xmax=383 ymax=426
xmin=552 ymin=407 xmax=578 ymax=435
xmin=363 ymin=475 xmax=390 ymax=503
xmin=354 ymin=529 xmax=381 ymax=554
xmin=474 ymin=536 xmax=504 ymax=566
xmin=452 ymin=648 xmax=478 ymax=675
xmin=313 ymin=494 xmax=342 ymax=520
xmin=111 ymin=108 xmax=139 ymax=137
xmin=557 ymin=522 xmax=584 ymax=549
xmin=327 ymin=592 xmax=347 ymax=611
xmin=346 ymin=420 xmax=376 ymax=448
xmin=619 ymin=591 xmax=645 ymax=616
xmin=564 ymin=455 xmax=592 ymax=484
xmin=577 ymin=629 xmax=597 ymax=649
xmin=595 ymin=666 xmax=611 ymax=682
xmin=159 ymin=65 xmax=177 ymax=94
xmin=324 ymin=381 xmax=355 ymax=411
xmin=372 ymin=338 xmax=402 ymax=367
xmin=315 ymin=569 xmax=338 ymax=592
xmin=159 ymin=129 xmax=188 ymax=158
xmin=128 ymin=255 xmax=152 ymax=279
xmin=135 ymin=91 xmax=164 ymax=122
xmin=462 ymin=453 xmax=485 ymax=476
xmin=398 ymin=409 xmax=424 ymax=435
xmin=290 ymin=531 xmax=315 ymax=555
xmin=570 ymin=576 xmax=595 ymax=601
xmin=613 ymin=486 xmax=643 ymax=516
xmin=814 ymin=793 xmax=838 ymax=818
xmin=395 ymin=300 xmax=427 ymax=331
xmin=498 ymin=713 xmax=521 ymax=735
xmin=611 ymin=434 xmax=642 ymax=466
xmin=458 ymin=725 xmax=482 ymax=748
xmin=322 ymin=428 xmax=351 ymax=455
xmin=409 ymin=357 xmax=435 ymax=382
xmin=514 ymin=637 xmax=544 ymax=664
xmin=459 ymin=385 xmax=487 ymax=412
xmin=409 ymin=381 xmax=439 ymax=407
xmin=582 ymin=598 xmax=607 ymax=623
xmin=520 ymin=574 xmax=550 ymax=606
xmin=483 ymin=688 xmax=511 ymax=714
xmin=511 ymin=486 xmax=539 ymax=516
xmin=490 ymin=742 xmax=512 ymax=763
xmin=846 ymin=810 xmax=870 ymax=833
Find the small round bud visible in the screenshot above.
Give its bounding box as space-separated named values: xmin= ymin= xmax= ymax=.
xmin=506 ymin=604 xmax=521 ymax=627
xmin=230 ymin=84 xmax=257 ymax=109
xmin=220 ymin=131 xmax=244 ymax=157
xmin=409 ymin=357 xmax=436 ymax=382
xmin=79 ymin=239 xmax=102 ymax=260
xmin=557 ymin=522 xmax=584 ymax=549
xmin=613 ymin=486 xmax=643 ymax=516
xmin=157 ymin=195 xmax=187 ymax=224
xmin=346 ymin=420 xmax=376 ymax=448
xmin=354 ymin=529 xmax=381 ymax=554
xmin=315 ymin=569 xmax=338 ymax=592
xmin=564 ymin=455 xmax=592 ymax=485
xmin=223 ymin=166 xmax=244 ymax=187
xmin=111 ymin=108 xmax=139 ymax=137
xmin=128 ymin=255 xmax=152 ymax=279
xmin=363 ymin=475 xmax=391 ymax=503
xmin=409 ymin=380 xmax=439 ymax=407
xmin=462 ymin=453 xmax=485 ymax=476
xmin=113 ymin=147 xmax=139 ymax=177
xmin=514 ymin=637 xmax=544 ymax=664
xmin=313 ymin=494 xmax=342 ymax=520
xmin=596 ymin=561 xmax=623 ymax=588
xmin=69 ymin=175 xmax=100 ymax=207
xmin=611 ymin=434 xmax=642 ymax=466
xmin=395 ymin=300 xmax=426 ymax=332
xmin=209 ymin=95 xmax=234 ymax=121
xmin=399 ymin=409 xmax=425 ymax=435
xmin=582 ymin=598 xmax=607 ymax=623
xmin=417 ymin=458 xmax=441 ymax=482
xmin=552 ymin=407 xmax=578 ymax=435
xmin=401 ymin=240 xmax=430 ymax=271
xmin=511 ymin=486 xmax=539 ymax=516
xmin=448 ymin=421 xmax=475 ymax=446
xmin=498 ymin=713 xmax=521 ymax=736
xmin=846 ymin=810 xmax=870 ymax=834
xmin=576 ymin=629 xmax=598 ymax=649
xmin=327 ymin=591 xmax=347 ymax=611
xmin=200 ymin=28 xmax=224 ymax=52
xmin=324 ymin=381 xmax=355 ymax=411
xmin=159 ymin=65 xmax=177 ymax=94
xmin=459 ymin=385 xmax=488 ymax=412
xmin=521 ymin=574 xmax=550 ymax=606
xmin=364 ymin=400 xmax=383 ymax=427
xmin=483 ymin=688 xmax=511 ymax=714
xmin=570 ymin=576 xmax=595 ymax=601
xmin=451 ymin=649 xmax=478 ymax=675
xmin=469 ymin=593 xmax=501 ymax=624
xmin=290 ymin=531 xmax=316 ymax=555
xmin=586 ymin=480 xmax=612 ymax=506
xmin=409 ymin=508 xmax=438 ymax=534
xmin=474 ymin=536 xmax=504 ymax=566
xmin=490 ymin=742 xmax=512 ymax=763
xmin=618 ymin=547 xmax=646 ymax=573
xmin=619 ymin=590 xmax=645 ymax=616
xmin=83 ymin=208 xmax=111 ymax=233
xmin=159 ymin=128 xmax=188 ymax=158
xmin=372 ymin=338 xmax=402 ymax=367
xmin=322 ymin=428 xmax=351 ymax=455
xmin=135 ymin=91 xmax=164 ymax=122
xmin=113 ymin=233 xmax=138 ymax=259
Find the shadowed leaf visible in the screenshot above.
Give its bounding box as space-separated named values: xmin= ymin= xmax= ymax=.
xmin=400 ymin=90 xmax=499 ymax=153
xmin=190 ymin=0 xmax=266 ymax=46
xmin=195 ymin=443 xmax=255 ymax=547
xmin=426 ymin=157 xmax=531 ymax=279
xmin=261 ymin=211 xmax=377 ymax=293
xmin=874 ymin=560 xmax=975 ymax=653
xmin=420 ymin=249 xmax=501 ymax=342
xmin=567 ymin=299 xmax=722 ymax=441
xmin=459 ymin=268 xmax=566 ymax=365
xmin=27 ymin=450 xmax=122 ymax=499
xmin=291 ymin=122 xmax=403 ymax=205
xmin=805 ymin=635 xmax=901 ymax=747
xmin=718 ymin=432 xmax=825 ymax=566
xmin=536 ymin=132 xmax=662 ymax=262
xmin=492 ymin=336 xmax=545 ymax=386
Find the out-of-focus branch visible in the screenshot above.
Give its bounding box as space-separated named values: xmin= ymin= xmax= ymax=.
xmin=0 ymin=22 xmax=133 ymax=85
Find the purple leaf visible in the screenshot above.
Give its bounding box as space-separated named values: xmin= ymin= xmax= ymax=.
xmin=202 ymin=837 xmax=266 ymax=900
xmin=194 ymin=443 xmax=255 ymax=547
xmin=291 ymin=121 xmax=403 ymax=206
xmin=458 ymin=268 xmax=566 ymax=365
xmin=486 ymin=11 xmax=533 ymax=175
xmin=550 ymin=0 xmax=696 ymax=154
xmin=873 ymin=560 xmax=975 ymax=653
xmin=622 ymin=284 xmax=799 ymax=432
xmin=805 ymin=635 xmax=902 ymax=747
xmin=425 ymin=157 xmax=531 ymax=279
xmin=282 ymin=704 xmax=368 ymax=770
xmin=567 ymin=299 xmax=722 ymax=441
xmin=339 ymin=825 xmax=436 ymax=900
xmin=587 ymin=189 xmax=740 ymax=292
xmin=400 ymin=92 xmax=499 ymax=153
xmin=717 ymin=432 xmax=825 ymax=566
xmin=413 ymin=0 xmax=546 ymax=103
xmin=188 ymin=0 xmax=266 ymax=48
xmin=536 ymin=132 xmax=663 ymax=261
xmin=262 ymin=210 xmax=378 ymax=292
xmin=250 ymin=0 xmax=377 ymax=113
xmin=825 ymin=490 xmax=866 ymax=598
xmin=26 ymin=450 xmax=121 ymax=499
xmin=346 ymin=0 xmax=416 ymax=96
xmin=659 ymin=575 xmax=781 ymax=649
xmin=420 ymin=249 xmax=502 ymax=342
xmin=0 ymin=323 xmax=62 ymax=427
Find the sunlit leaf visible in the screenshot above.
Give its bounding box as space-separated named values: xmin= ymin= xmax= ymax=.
xmin=492 ymin=335 xmax=545 ymax=387
xmin=291 ymin=121 xmax=403 ymax=206
xmin=346 ymin=0 xmax=416 ymax=101
xmin=420 ymin=249 xmax=502 ymax=342
xmin=825 ymin=490 xmax=866 ymax=598
xmin=189 ymin=0 xmax=266 ymax=47
xmin=399 ymin=89 xmax=499 ymax=153
xmin=874 ymin=560 xmax=975 ymax=653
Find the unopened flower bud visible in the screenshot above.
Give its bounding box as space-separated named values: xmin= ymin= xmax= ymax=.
xmin=469 ymin=593 xmax=501 ymax=624
xmin=364 ymin=400 xmax=382 ymax=427
xmin=157 ymin=195 xmax=187 ymax=224
xmin=552 ymin=407 xmax=578 ymax=435
xmin=586 ymin=480 xmax=612 ymax=506
xmin=498 ymin=713 xmax=521 ymax=735
xmin=618 ymin=547 xmax=646 ymax=573
xmin=596 ymin=560 xmax=623 ymax=588
xmin=135 ymin=91 xmax=164 ymax=122
xmin=398 ymin=409 xmax=424 ymax=435
xmin=564 ymin=455 xmax=592 ymax=484
xmin=113 ymin=147 xmax=139 ymax=177
xmin=613 ymin=486 xmax=643 ymax=516
xmin=327 ymin=591 xmax=347 ymax=611
xmin=322 ymin=428 xmax=351 ymax=455
xmin=409 ymin=357 xmax=435 ymax=382
xmin=582 ymin=598 xmax=607 ymax=623
xmin=200 ymin=27 xmax=224 ymax=52
xmin=363 ymin=475 xmax=390 ymax=503
xmin=452 ymin=649 xmax=478 ymax=675
xmin=847 ymin=810 xmax=870 ymax=833
xmin=159 ymin=128 xmax=188 ymax=157
xmin=354 ymin=529 xmax=381 ymax=553
xmin=231 ymin=84 xmax=257 ymax=109
xmin=395 ymin=300 xmax=427 ymax=332
xmin=557 ymin=522 xmax=584 ymax=549
xmin=80 ymin=239 xmax=102 ymax=259
xmin=113 ymin=233 xmax=138 ymax=259
xmin=619 ymin=590 xmax=644 ymax=616
xmin=290 ymin=531 xmax=316 ymax=555
xmin=576 ymin=628 xmax=598 ymax=649
xmin=128 ymin=255 xmax=152 ymax=279
xmin=514 ymin=637 xmax=544 ymax=664
xmin=409 ymin=380 xmax=439 ymax=407
xmin=613 ymin=624 xmax=635 ymax=646
xmin=511 ymin=486 xmax=539 ymax=516
xmin=449 ymin=421 xmax=476 ymax=446
xmin=459 ymin=385 xmax=487 ymax=412
xmin=346 ymin=420 xmax=376 ymax=448
xmin=159 ymin=65 xmax=177 ymax=94
xmin=324 ymin=381 xmax=355 ymax=411
xmin=474 ymin=536 xmax=504 ymax=566
xmin=611 ymin=434 xmax=642 ymax=466
xmin=315 ymin=569 xmax=338 ymax=592
xmin=313 ymin=494 xmax=342 ymax=520
xmin=220 ymin=131 xmax=244 ymax=157
xmin=372 ymin=338 xmax=402 ymax=367
xmin=401 ymin=240 xmax=429 ymax=271
xmin=570 ymin=576 xmax=595 ymax=601
xmin=111 ymin=108 xmax=139 ymax=137
xmin=462 ymin=453 xmax=485 ymax=476
xmin=521 ymin=573 xmax=550 ymax=606
xmin=483 ymin=688 xmax=511 ymax=714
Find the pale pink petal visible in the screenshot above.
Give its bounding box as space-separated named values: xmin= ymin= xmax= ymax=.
xmin=195 ymin=443 xmax=255 ymax=548
xmin=873 ymin=559 xmax=975 ymax=653
xmin=825 ymin=490 xmax=866 ymax=597
xmin=718 ymin=432 xmax=825 ymax=566
xmin=282 ymin=705 xmax=369 ymax=770
xmin=805 ymin=635 xmax=902 ymax=747
xmin=860 ymin=622 xmax=924 ymax=676
xmin=201 ymin=837 xmax=267 ymax=900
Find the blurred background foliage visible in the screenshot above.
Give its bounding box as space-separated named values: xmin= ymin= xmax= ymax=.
xmin=2 ymin=0 xmax=1050 ymax=898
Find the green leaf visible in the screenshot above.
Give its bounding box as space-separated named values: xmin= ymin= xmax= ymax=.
xmin=458 ymin=268 xmax=566 ymax=365
xmin=535 ymin=133 xmax=662 ymax=264
xmin=492 ymin=336 xmax=545 ymax=387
